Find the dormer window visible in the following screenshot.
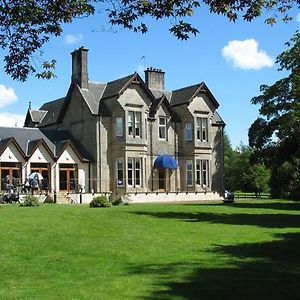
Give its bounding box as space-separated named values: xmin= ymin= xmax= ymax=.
xmin=158 ymin=116 xmax=167 ymax=140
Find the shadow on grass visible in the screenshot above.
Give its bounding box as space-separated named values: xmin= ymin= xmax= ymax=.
xmin=131 ymin=210 xmax=300 ymax=228
xmin=127 ymin=232 xmax=300 ymax=299
xmin=185 ymin=201 xmax=300 ymax=211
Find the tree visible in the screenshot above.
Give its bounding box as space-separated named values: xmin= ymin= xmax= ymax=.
xmin=249 ymin=31 xmax=300 ymax=199
xmin=223 ymin=134 xmax=270 ymax=194
xmin=243 ymin=163 xmax=270 ymax=197
xmin=1 ymin=0 xmax=299 ymax=81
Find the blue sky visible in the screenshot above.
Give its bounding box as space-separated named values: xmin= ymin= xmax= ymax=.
xmin=0 ymin=7 xmax=299 ymax=148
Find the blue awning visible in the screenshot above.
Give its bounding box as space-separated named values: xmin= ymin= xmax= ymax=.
xmin=154 ymin=154 xmax=178 ymax=170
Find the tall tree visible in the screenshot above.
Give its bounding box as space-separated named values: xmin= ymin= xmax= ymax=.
xmin=249 ymin=31 xmax=300 ymax=199
xmin=0 ymin=0 xmax=299 ymax=81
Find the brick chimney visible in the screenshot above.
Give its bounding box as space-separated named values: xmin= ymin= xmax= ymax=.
xmin=71 ymin=47 xmax=89 ymax=89
xmin=144 ymin=67 xmax=165 ymax=90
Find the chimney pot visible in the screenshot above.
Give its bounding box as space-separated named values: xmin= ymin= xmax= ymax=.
xmin=144 ymin=67 xmax=165 ymax=91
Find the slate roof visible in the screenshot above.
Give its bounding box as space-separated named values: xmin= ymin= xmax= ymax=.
xmin=30 ymin=110 xmax=47 ymax=123
xmin=170 ymin=82 xmax=219 ymax=108
xmin=149 ymin=96 xmax=181 ymax=122
xmin=212 ymin=111 xmax=225 ymax=126
xmin=0 ymin=127 xmax=91 ymax=162
xmin=80 ymin=82 xmax=106 ymax=114
xmin=101 ymin=74 xmax=135 ymax=100
xmin=38 ymin=97 xmax=65 ymax=127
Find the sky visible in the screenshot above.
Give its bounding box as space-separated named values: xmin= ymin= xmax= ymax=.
xmin=0 ymin=6 xmax=299 ymax=148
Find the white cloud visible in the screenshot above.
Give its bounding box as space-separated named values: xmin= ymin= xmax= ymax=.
xmin=0 ymin=84 xmax=18 ymax=108
xmin=297 ymin=13 xmax=300 ymax=22
xmin=65 ymin=33 xmax=83 ymax=45
xmin=222 ymin=39 xmax=274 ymax=70
xmin=0 ymin=113 xmax=25 ymax=127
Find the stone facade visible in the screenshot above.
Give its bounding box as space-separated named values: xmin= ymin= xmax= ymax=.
xmin=0 ymin=47 xmax=225 ymax=201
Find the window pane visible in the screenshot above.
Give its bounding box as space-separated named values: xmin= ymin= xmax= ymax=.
xmin=185 ymin=123 xmax=192 ymax=141
xmin=135 ymin=112 xmax=141 ymax=137
xmin=186 ymin=160 xmax=193 ymax=186
xmin=128 ymin=112 xmax=134 ymax=136
xmin=196 ymin=160 xmax=201 ymax=185
xmin=128 ymin=158 xmax=133 ymax=186
xmin=202 ymin=118 xmax=208 ymax=141
xmin=159 ymin=117 xmax=166 ymax=139
xmin=117 ymin=159 xmax=124 ymax=186
xmin=116 ymin=117 xmax=123 ymax=137
xmin=196 ymin=118 xmax=201 ymax=140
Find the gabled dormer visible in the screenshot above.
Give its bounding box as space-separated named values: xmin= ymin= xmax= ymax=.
xmin=24 ymin=102 xmax=47 ymax=128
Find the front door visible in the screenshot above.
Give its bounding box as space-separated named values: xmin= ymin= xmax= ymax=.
xmin=158 ymin=169 xmax=167 ymax=191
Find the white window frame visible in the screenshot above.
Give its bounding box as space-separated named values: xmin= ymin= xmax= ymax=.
xmin=196 ymin=117 xmax=208 ymax=142
xmin=196 ymin=159 xmax=201 ymax=185
xmin=128 ymin=111 xmax=142 ymax=138
xmin=158 ymin=116 xmax=167 ymax=140
xmin=127 ymin=157 xmax=143 ymax=187
xmin=185 ymin=123 xmax=193 ymax=141
xmin=116 ymin=117 xmax=124 ymax=137
xmin=186 ymin=160 xmax=193 ymax=187
xmin=116 ymin=158 xmax=124 ymax=187
xmin=202 ymin=160 xmax=209 ymax=187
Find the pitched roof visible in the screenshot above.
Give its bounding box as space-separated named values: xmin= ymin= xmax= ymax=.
xmin=80 ymin=82 xmax=107 ymax=115
xmin=212 ymin=111 xmax=226 ymax=127
xmin=0 ymin=127 xmax=91 ymax=161
xmin=101 ymin=74 xmax=135 ymax=100
xmin=0 ymin=137 xmax=26 ymax=158
xmin=170 ymin=82 xmax=219 ymax=108
xmin=26 ymin=139 xmax=54 ymax=158
xmin=149 ymin=95 xmax=181 ymax=122
xmin=38 ymin=97 xmax=65 ymax=127
xmin=30 ymin=110 xmax=47 ymax=123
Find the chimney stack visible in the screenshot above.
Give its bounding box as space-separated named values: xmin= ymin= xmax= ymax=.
xmin=71 ymin=47 xmax=89 ymax=89
xmin=144 ymin=67 xmax=165 ymax=90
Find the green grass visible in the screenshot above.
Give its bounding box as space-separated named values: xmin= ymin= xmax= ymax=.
xmin=1 ymin=200 xmax=300 ymax=299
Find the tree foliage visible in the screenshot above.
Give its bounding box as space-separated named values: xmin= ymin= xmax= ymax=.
xmin=223 ymin=133 xmax=270 ymax=194
xmin=0 ymin=0 xmax=299 ymax=80
xmin=249 ymin=31 xmax=300 ymax=199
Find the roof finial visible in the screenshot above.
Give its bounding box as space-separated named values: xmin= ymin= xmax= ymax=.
xmin=29 ymin=101 xmax=32 ymax=110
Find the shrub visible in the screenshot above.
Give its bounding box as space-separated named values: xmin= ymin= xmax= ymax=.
xmin=90 ymin=195 xmax=111 ymax=208
xmin=43 ymin=195 xmax=54 ymax=203
xmin=109 ymin=194 xmax=123 ymax=206
xmin=0 ymin=194 xmax=4 ymax=204
xmin=20 ymin=195 xmax=39 ymax=207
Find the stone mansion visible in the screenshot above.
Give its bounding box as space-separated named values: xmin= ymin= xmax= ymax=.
xmin=0 ymin=47 xmax=225 ymax=202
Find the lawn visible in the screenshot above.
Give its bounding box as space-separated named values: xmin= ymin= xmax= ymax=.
xmin=1 ymin=200 xmax=300 ymax=299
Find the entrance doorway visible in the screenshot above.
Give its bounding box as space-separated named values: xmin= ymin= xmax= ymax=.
xmin=158 ymin=169 xmax=168 ymax=191
xmin=59 ymin=164 xmax=78 ymax=192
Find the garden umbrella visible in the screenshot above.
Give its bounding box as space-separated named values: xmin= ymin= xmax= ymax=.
xmin=29 ymin=172 xmax=43 ymax=180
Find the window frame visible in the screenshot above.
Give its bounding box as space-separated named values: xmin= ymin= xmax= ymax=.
xmin=186 ymin=160 xmax=193 ymax=187
xmin=128 ymin=111 xmax=142 ymax=138
xmin=116 ymin=158 xmax=124 ymax=187
xmin=185 ymin=122 xmax=193 ymax=142
xmin=127 ymin=157 xmax=143 ymax=187
xmin=158 ymin=116 xmax=167 ymax=140
xmin=196 ymin=117 xmax=208 ymax=142
xmin=116 ymin=117 xmax=124 ymax=137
